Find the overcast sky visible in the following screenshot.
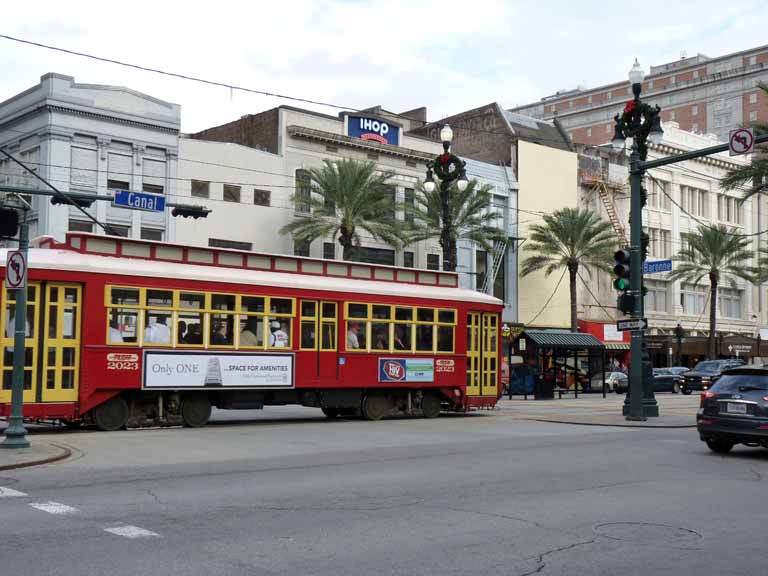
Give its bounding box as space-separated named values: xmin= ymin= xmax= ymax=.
xmin=1 ymin=0 xmax=766 ymax=133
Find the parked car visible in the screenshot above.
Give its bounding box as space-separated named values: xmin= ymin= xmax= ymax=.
xmin=666 ymin=366 xmax=690 ymax=377
xmin=697 ymin=367 xmax=768 ymax=453
xmin=682 ymin=360 xmax=746 ymax=395
xmin=652 ymin=368 xmax=682 ymax=393
xmin=604 ymin=372 xmax=629 ymax=394
xmin=588 ymin=372 xmax=627 ymax=392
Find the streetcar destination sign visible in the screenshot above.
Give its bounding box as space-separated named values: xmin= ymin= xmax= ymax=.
xmin=113 ymin=189 xmax=166 ymax=213
xmin=617 ymin=318 xmax=648 ymax=332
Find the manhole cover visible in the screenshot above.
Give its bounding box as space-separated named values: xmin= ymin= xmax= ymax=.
xmin=594 ymin=522 xmax=703 ymax=548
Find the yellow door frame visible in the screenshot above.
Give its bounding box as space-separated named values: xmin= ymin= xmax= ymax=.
xmin=0 ymin=282 xmax=41 ymax=404
xmin=41 ymin=283 xmax=82 ymax=403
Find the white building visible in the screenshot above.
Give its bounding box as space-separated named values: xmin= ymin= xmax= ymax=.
xmin=579 ymin=122 xmax=762 ymax=363
xmin=179 ymin=105 xmax=518 ymax=321
xmin=0 ymin=73 xmax=180 ymax=241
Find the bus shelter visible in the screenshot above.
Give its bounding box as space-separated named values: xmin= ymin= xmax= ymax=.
xmin=512 ymin=330 xmax=606 ymax=399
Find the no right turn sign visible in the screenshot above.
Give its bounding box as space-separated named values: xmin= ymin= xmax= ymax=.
xmin=5 ymin=251 xmax=27 ymax=289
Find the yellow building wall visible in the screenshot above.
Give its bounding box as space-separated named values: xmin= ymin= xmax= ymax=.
xmin=517 ymin=140 xmax=578 ymax=328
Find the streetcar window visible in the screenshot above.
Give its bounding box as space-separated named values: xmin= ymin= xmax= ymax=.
xmin=301 ymin=321 xmax=316 ymax=349
xmin=395 ymin=307 xmax=413 ymax=322
xmin=266 ymin=317 xmax=290 ymax=348
xmin=321 ymin=302 xmax=336 ymax=319
xmin=348 ymin=303 xmax=367 ymax=319
xmin=241 ymin=296 xmax=265 ymax=314
xmin=372 ymin=305 xmax=391 ymax=320
xmin=438 ymin=309 xmax=455 ymax=324
xmin=417 ymin=308 xmax=434 ymax=323
xmin=301 ymin=301 xmax=316 ymax=318
xmin=111 ymin=287 xmax=139 ymax=306
xmin=144 ymin=312 xmax=172 ymax=345
xmin=270 ymin=298 xmax=293 ymax=316
xmin=437 ymin=326 xmax=454 ymax=353
xmin=177 ymin=312 xmax=204 ymax=346
xmin=393 ymin=324 xmax=411 ymax=352
xmin=179 ymin=292 xmax=206 ymax=309
xmin=416 ymin=324 xmax=434 ymax=352
xmin=108 ymin=309 xmax=137 ymax=343
xmin=211 ymin=294 xmax=236 ymax=311
xmin=321 ymin=321 xmax=336 ymax=351
xmin=147 ymin=290 xmax=172 ymax=307
xmin=239 ymin=316 xmax=264 ymax=348
xmin=210 ymin=313 xmax=234 ymax=346
xmin=346 ymin=321 xmax=365 ymax=350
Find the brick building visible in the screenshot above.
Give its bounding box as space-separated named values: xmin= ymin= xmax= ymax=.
xmin=509 ymin=44 xmax=768 ymax=145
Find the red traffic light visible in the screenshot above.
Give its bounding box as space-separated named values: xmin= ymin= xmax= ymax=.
xmin=613 ymin=248 xmax=631 ymax=278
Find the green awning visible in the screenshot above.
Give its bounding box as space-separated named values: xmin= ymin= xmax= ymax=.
xmin=522 ymin=330 xmax=605 ymax=350
xmin=605 ymin=343 xmax=630 ymax=350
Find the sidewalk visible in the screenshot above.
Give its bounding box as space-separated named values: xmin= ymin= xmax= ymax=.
xmin=496 ymin=394 xmax=698 ymax=428
xmin=0 ymin=439 xmax=71 ymax=471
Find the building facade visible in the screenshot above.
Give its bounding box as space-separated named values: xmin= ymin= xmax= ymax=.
xmin=0 ymin=73 xmax=180 ymax=242
xmin=510 ymin=44 xmax=768 ymax=145
xmin=182 ymin=105 xmax=519 ymax=321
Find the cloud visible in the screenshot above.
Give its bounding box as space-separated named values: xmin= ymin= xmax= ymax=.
xmin=0 ymin=0 xmax=766 ymax=132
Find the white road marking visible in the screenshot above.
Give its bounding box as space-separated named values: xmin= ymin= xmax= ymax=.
xmin=29 ymin=501 xmax=78 ymax=515
xmin=103 ymin=525 xmax=160 ymax=539
xmin=0 ymin=487 xmax=27 ymax=498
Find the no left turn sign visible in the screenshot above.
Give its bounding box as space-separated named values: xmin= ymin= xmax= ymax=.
xmin=729 ymin=128 xmax=754 ymax=156
xmin=5 ymin=251 xmax=27 ymax=289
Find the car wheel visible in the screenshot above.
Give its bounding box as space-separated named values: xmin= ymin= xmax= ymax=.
xmin=682 ymin=387 xmax=692 ymax=395
xmin=706 ymin=439 xmax=734 ymax=454
xmin=673 ymin=383 xmax=681 ymax=394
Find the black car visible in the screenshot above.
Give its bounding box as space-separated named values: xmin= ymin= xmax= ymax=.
xmin=652 ymin=368 xmax=682 ymax=394
xmin=682 ymin=359 xmax=745 ymax=395
xmin=697 ymin=368 xmax=768 ymax=453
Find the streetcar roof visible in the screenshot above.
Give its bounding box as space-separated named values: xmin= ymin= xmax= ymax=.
xmin=0 ymin=248 xmax=503 ymax=306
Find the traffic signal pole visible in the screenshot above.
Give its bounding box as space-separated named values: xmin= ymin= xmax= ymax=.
xmin=2 ymin=215 xmax=30 ymax=448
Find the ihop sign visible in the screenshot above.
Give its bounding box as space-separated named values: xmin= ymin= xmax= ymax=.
xmin=347 ymin=115 xmax=400 ymax=146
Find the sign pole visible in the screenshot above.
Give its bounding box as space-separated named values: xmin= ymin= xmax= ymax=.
xmin=2 ymin=217 xmax=30 ymax=448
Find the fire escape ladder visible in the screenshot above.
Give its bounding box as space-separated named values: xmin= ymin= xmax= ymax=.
xmin=595 ymin=181 xmax=627 ymax=246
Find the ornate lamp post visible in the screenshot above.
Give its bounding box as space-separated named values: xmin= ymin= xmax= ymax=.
xmin=611 ymin=59 xmax=664 ymax=420
xmin=424 ymin=124 xmax=469 ymax=272
xmin=675 ymin=323 xmax=685 ymax=367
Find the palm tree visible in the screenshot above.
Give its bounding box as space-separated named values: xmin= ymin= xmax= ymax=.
xmin=280 ymin=159 xmax=409 ymax=260
xmin=520 ymin=207 xmax=616 ymax=332
xmin=668 ymin=224 xmax=756 ymax=359
xmin=720 ymin=82 xmax=768 ymax=200
xmin=406 ymin=178 xmax=506 ymax=273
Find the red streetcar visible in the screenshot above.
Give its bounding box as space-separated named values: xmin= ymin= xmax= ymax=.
xmin=0 ymin=233 xmax=502 ymax=430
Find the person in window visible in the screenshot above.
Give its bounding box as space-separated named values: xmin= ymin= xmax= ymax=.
xmin=177 ymin=320 xmax=188 ymax=344
xmin=347 ymin=323 xmax=361 ymax=349
xmin=373 ymin=328 xmax=387 ymax=350
xmin=186 ymin=323 xmax=203 ymax=345
xmin=240 ymin=316 xmax=261 ymax=347
xmin=394 ymin=325 xmax=408 ymax=351
xmin=211 ymin=322 xmax=229 ymax=345
xmin=144 ymin=315 xmax=171 ymax=344
xmin=109 ymin=320 xmax=124 ymax=343
xmin=269 ymin=320 xmax=289 ymax=348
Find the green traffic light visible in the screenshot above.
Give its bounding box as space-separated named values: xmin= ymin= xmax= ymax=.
xmin=613 ymin=277 xmax=630 ymax=291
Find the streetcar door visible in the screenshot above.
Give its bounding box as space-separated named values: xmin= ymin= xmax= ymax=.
xmin=299 ymin=300 xmax=339 ymax=383
xmin=466 ymin=312 xmax=499 ymax=397
xmin=481 ymin=313 xmax=499 ymax=397
xmin=40 ymin=284 xmax=82 ymax=402
xmin=0 ymin=282 xmax=41 ymax=404
xmin=466 ymin=313 xmax=481 ymax=396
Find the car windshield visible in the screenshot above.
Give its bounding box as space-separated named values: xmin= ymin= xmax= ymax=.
xmin=693 ymin=361 xmax=722 ymax=373
xmin=653 ymin=369 xmax=669 ymax=375
xmin=711 ymin=374 xmax=768 ymax=392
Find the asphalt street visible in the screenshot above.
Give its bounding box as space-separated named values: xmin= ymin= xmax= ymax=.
xmin=1 ymin=402 xmax=767 ymax=575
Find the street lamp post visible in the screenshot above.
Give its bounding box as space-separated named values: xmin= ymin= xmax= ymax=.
xmin=612 ymin=59 xmax=664 ymax=420
xmin=675 ymin=323 xmax=684 ymax=367
xmin=424 ymin=124 xmax=469 ymax=272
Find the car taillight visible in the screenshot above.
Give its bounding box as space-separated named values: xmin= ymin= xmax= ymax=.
xmin=700 ymin=391 xmax=715 ymax=406
xmin=763 ymin=395 xmax=768 ymax=402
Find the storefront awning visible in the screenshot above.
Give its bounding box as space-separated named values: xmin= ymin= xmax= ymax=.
xmin=522 ymin=330 xmax=604 ymax=350
xmin=605 ymin=343 xmax=630 ymax=350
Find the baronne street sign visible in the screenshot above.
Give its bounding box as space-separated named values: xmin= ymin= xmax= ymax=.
xmin=617 ymin=318 xmax=648 ymax=332
xmin=112 ymin=190 xmax=165 ymax=213
xmin=643 ymin=259 xmax=672 ymax=274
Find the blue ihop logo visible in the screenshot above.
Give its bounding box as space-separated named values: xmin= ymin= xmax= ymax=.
xmin=347 ymin=116 xmax=400 ymax=146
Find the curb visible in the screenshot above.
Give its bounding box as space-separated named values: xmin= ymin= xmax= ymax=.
xmin=523 ymin=418 xmax=697 ymax=429
xmin=0 ymin=443 xmax=72 ymax=471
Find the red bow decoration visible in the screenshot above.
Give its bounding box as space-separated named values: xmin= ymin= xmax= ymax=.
xmin=624 ymin=100 xmax=636 ymax=114
xmin=439 ymin=153 xmax=451 ymax=164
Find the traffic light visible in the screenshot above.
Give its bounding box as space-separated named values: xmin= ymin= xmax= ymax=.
xmin=171 ymin=206 xmax=211 ymax=219
xmin=0 ymin=207 xmax=19 ymax=238
xmin=613 ymin=248 xmax=631 ymax=292
xmin=50 ymin=194 xmax=95 ymax=208
xmin=617 ymin=292 xmax=634 ymax=316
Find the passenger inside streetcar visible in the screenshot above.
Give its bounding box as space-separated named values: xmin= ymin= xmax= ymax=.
xmin=240 ymin=316 xmax=262 ymax=347
xmin=144 ymin=314 xmax=171 ymax=344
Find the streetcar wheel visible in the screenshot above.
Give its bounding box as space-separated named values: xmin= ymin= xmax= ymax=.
xmin=322 ymin=407 xmax=339 ymax=418
xmin=93 ymin=395 xmax=129 ymax=432
xmin=181 ymin=395 xmax=211 ymax=428
xmin=421 ymin=392 xmax=441 ymax=419
xmin=362 ymin=392 xmax=389 ymax=421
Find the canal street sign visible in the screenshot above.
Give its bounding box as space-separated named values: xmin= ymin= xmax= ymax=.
xmin=617 ymin=318 xmax=648 ymax=332
xmin=643 ymin=259 xmax=672 ymax=274
xmin=112 ymin=190 xmax=166 ymax=213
